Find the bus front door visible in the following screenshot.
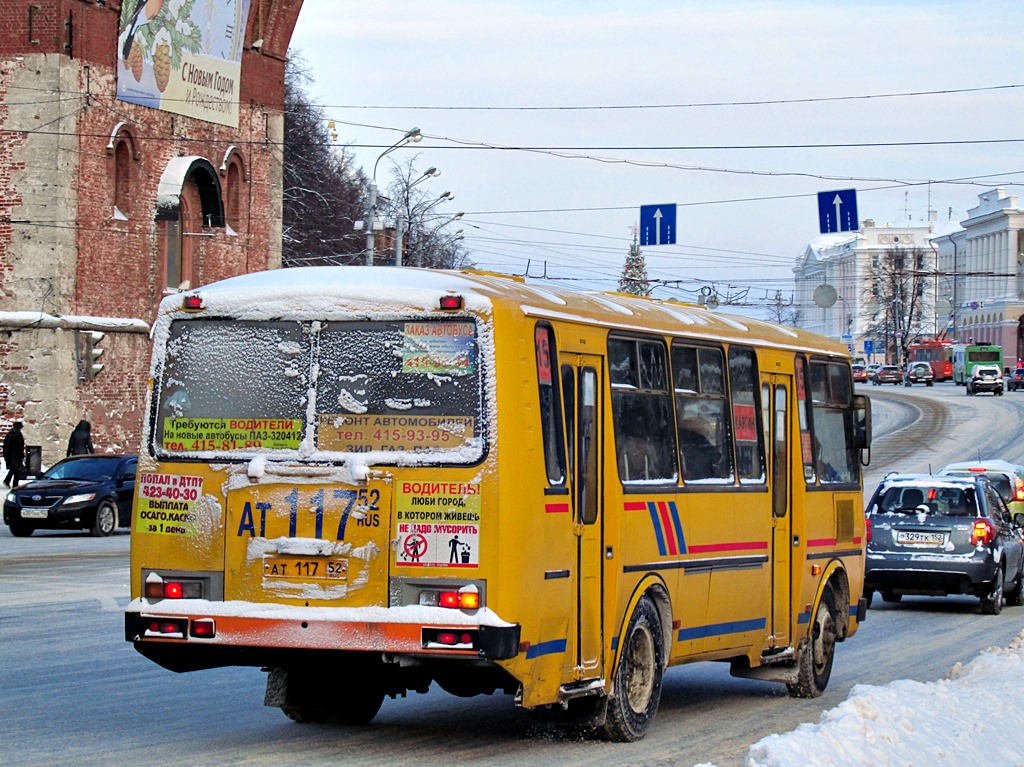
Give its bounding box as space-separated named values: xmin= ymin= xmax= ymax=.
xmin=560 ymin=355 xmax=603 ymax=679
xmin=762 ymin=375 xmax=792 ymax=649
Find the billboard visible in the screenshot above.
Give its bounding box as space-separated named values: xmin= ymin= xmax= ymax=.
xmin=116 ymin=0 xmax=252 ymax=128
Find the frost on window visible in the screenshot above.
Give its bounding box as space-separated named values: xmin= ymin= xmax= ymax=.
xmin=155 ymin=321 xmax=309 ymax=453
xmin=152 ymin=318 xmax=485 ymax=463
xmin=315 ymin=320 xmax=483 ymax=456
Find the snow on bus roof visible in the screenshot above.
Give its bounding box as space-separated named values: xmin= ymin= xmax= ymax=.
xmin=166 ymin=266 xmax=845 ymax=355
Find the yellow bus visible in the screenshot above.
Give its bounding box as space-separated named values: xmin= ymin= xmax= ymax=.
xmin=125 ymin=266 xmax=871 ymax=741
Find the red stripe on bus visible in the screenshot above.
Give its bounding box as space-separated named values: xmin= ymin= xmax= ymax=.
xmin=688 ymin=541 xmax=768 ymax=553
xmin=807 ymin=538 xmax=837 ymax=547
xmin=623 ymin=501 xmax=647 ymax=511
xmin=656 ymin=501 xmax=679 ymax=555
xmin=545 ymin=503 xmax=570 ymax=513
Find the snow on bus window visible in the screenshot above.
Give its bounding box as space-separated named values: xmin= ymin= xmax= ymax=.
xmin=315 ymin=320 xmax=483 ymax=455
xmin=156 ymin=320 xmax=309 ymax=453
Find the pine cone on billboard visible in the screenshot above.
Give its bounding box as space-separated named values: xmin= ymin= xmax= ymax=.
xmin=127 ymin=40 xmax=144 ymax=82
xmin=153 ymin=41 xmax=171 ymax=93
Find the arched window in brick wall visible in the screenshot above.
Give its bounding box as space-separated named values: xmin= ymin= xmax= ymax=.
xmin=107 ymin=123 xmax=138 ymax=219
xmin=156 ymin=157 xmax=224 ymax=291
xmin=220 ymin=147 xmax=247 ymax=234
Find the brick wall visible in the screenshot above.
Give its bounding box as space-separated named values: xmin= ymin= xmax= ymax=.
xmin=1 ymin=0 xmax=304 ymax=466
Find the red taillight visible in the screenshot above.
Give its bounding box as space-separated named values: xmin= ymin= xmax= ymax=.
xmin=191 ymin=619 xmax=216 ymax=638
xmin=436 ymin=632 xmax=458 ymax=645
xmin=1015 ymin=480 xmax=1024 ymax=502
xmin=438 ymin=590 xmax=479 ymax=609
xmin=182 ymin=295 xmax=204 ymax=310
xmin=865 ymin=515 xmax=872 ymax=543
xmin=972 ymin=519 xmax=996 ymax=546
xmin=164 ymin=581 xmax=184 ymax=599
xmin=438 ymin=295 xmax=463 ymax=310
xmin=146 ymin=619 xmax=186 ymax=635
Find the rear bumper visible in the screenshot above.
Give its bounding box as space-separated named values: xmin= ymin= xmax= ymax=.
xmin=865 ymin=553 xmax=998 ymax=595
xmin=125 ymin=599 xmax=521 ymax=671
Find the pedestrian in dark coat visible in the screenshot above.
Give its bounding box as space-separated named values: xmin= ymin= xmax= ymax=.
xmin=3 ymin=422 xmax=25 ymax=487
xmin=67 ymin=420 xmax=95 ymax=456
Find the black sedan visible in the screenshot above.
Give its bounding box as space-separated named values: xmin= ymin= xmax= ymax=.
xmin=3 ymin=454 xmax=137 ymax=537
xmin=1008 ymin=369 xmax=1024 ymax=392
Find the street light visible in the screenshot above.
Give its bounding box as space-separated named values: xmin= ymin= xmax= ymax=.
xmin=365 ymin=127 xmax=422 ymax=266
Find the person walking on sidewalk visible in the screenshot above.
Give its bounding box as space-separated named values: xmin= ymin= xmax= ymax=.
xmin=3 ymin=422 xmax=25 ymax=487
xmin=67 ymin=419 xmax=95 ymax=457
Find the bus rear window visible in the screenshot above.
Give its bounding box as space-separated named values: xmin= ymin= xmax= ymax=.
xmin=153 ymin=319 xmax=484 ymax=463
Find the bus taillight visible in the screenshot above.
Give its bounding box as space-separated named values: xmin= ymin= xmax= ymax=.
xmin=1015 ymin=480 xmax=1024 ymax=502
xmin=190 ymin=619 xmax=216 ymax=638
xmin=438 ymin=295 xmax=463 ymax=311
xmin=437 ymin=590 xmax=480 ymax=609
xmin=972 ymin=520 xmax=996 ymax=546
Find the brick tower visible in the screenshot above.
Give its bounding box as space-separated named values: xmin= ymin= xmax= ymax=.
xmin=0 ymin=0 xmax=302 ymax=464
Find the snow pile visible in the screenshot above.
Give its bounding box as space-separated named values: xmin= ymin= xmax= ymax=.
xmin=740 ymin=631 xmax=1024 ymax=767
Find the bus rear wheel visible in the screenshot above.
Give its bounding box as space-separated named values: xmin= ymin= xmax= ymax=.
xmin=787 ymin=584 xmax=836 ymax=698
xmin=269 ymin=667 xmax=385 ymax=726
xmin=602 ymin=596 xmax=664 ymax=742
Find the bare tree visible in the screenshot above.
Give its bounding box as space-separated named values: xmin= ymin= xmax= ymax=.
xmin=282 ymin=52 xmax=367 ymax=267
xmin=378 ymin=158 xmax=472 ymax=269
xmin=862 ymin=247 xmax=930 ymax=366
xmin=766 ymin=290 xmax=802 ymax=327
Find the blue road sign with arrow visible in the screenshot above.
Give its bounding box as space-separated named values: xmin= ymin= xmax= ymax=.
xmin=640 ymin=204 xmax=676 ymax=246
xmin=817 ymin=189 xmax=859 ymax=234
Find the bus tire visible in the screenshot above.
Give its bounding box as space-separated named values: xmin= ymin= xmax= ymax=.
xmin=602 ymin=596 xmax=664 ymax=742
xmin=272 ymin=667 xmax=385 ymax=726
xmin=787 ymin=584 xmax=836 ymax=699
xmin=91 ymin=501 xmax=117 ymax=537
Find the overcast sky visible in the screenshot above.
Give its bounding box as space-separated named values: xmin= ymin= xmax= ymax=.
xmin=290 ymin=1 xmax=1024 ymax=316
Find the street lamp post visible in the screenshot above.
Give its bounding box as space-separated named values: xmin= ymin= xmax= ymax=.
xmin=366 ymin=128 xmax=422 ymax=266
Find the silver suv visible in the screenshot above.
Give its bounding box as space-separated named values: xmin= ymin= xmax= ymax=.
xmin=967 ymin=365 xmax=1004 ymax=396
xmin=864 ymin=474 xmax=1024 ymax=614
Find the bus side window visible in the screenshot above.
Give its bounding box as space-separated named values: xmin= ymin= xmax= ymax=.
xmin=561 ymin=364 xmax=576 ymax=480
xmin=672 ymin=342 xmax=733 ymax=483
xmin=728 ymin=346 xmax=765 ymax=483
xmin=609 ymin=337 xmax=677 ymax=483
xmin=808 ymin=360 xmax=857 ymax=485
xmin=535 ymin=324 xmax=566 ymax=487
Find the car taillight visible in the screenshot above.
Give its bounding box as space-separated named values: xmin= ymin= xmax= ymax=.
xmin=865 ymin=515 xmax=872 ymax=543
xmin=972 ymin=519 xmax=996 ymax=546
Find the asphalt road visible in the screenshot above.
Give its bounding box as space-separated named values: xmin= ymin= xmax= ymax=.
xmin=3 ymin=381 xmax=1023 ymax=767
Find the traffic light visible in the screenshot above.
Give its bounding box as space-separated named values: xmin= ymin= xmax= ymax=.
xmin=83 ymin=331 xmax=104 ymax=378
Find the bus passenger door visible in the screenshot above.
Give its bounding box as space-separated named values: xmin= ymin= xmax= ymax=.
xmin=560 ymin=355 xmax=603 ymax=679
xmin=762 ymin=375 xmax=791 ymax=649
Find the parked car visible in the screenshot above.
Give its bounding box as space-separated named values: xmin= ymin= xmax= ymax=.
xmin=852 ymin=364 xmax=869 ymax=383
xmin=864 ymin=473 xmax=1024 ymax=614
xmin=939 ymin=460 xmax=1024 ymax=519
xmin=903 ymin=361 xmax=935 ymax=387
xmin=966 ymin=364 xmax=1003 ymax=396
xmin=1008 ymin=369 xmax=1024 ymax=391
xmin=2 ymin=454 xmax=137 ymax=537
xmin=871 ymin=365 xmax=902 ymax=385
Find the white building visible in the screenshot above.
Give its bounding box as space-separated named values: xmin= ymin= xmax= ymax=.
xmin=793 ymin=218 xmax=938 ymax=362
xmin=932 ymin=188 xmax=1024 ymax=367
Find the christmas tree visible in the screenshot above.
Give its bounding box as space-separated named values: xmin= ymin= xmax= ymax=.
xmin=618 ymin=228 xmax=651 ymax=296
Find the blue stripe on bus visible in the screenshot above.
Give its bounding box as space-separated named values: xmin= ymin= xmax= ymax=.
xmin=668 ymin=501 xmax=686 ymax=554
xmin=526 ymin=638 xmax=568 ymax=659
xmin=797 ymin=611 xmax=811 ymax=625
xmin=677 ymin=617 xmax=767 ymax=642
xmin=611 ymin=635 xmax=619 ymax=651
xmin=647 ymin=502 xmax=668 ymax=556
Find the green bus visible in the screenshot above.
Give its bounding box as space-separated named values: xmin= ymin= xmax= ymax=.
xmin=952 ymin=344 xmax=1002 ymax=385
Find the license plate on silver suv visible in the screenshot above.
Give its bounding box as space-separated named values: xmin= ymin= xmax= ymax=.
xmin=896 ymin=530 xmax=944 ymax=545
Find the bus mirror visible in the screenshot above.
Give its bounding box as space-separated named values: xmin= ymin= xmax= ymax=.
xmin=852 ymin=394 xmax=871 ymax=451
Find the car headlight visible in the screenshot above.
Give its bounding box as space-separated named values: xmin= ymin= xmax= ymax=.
xmin=63 ymin=492 xmax=97 ymax=505
xmin=5 ymin=492 xmax=16 ymax=503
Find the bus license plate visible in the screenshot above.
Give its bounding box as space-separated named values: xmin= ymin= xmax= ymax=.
xmin=896 ymin=531 xmax=944 ymax=545
xmin=262 ymin=557 xmax=348 ymax=580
